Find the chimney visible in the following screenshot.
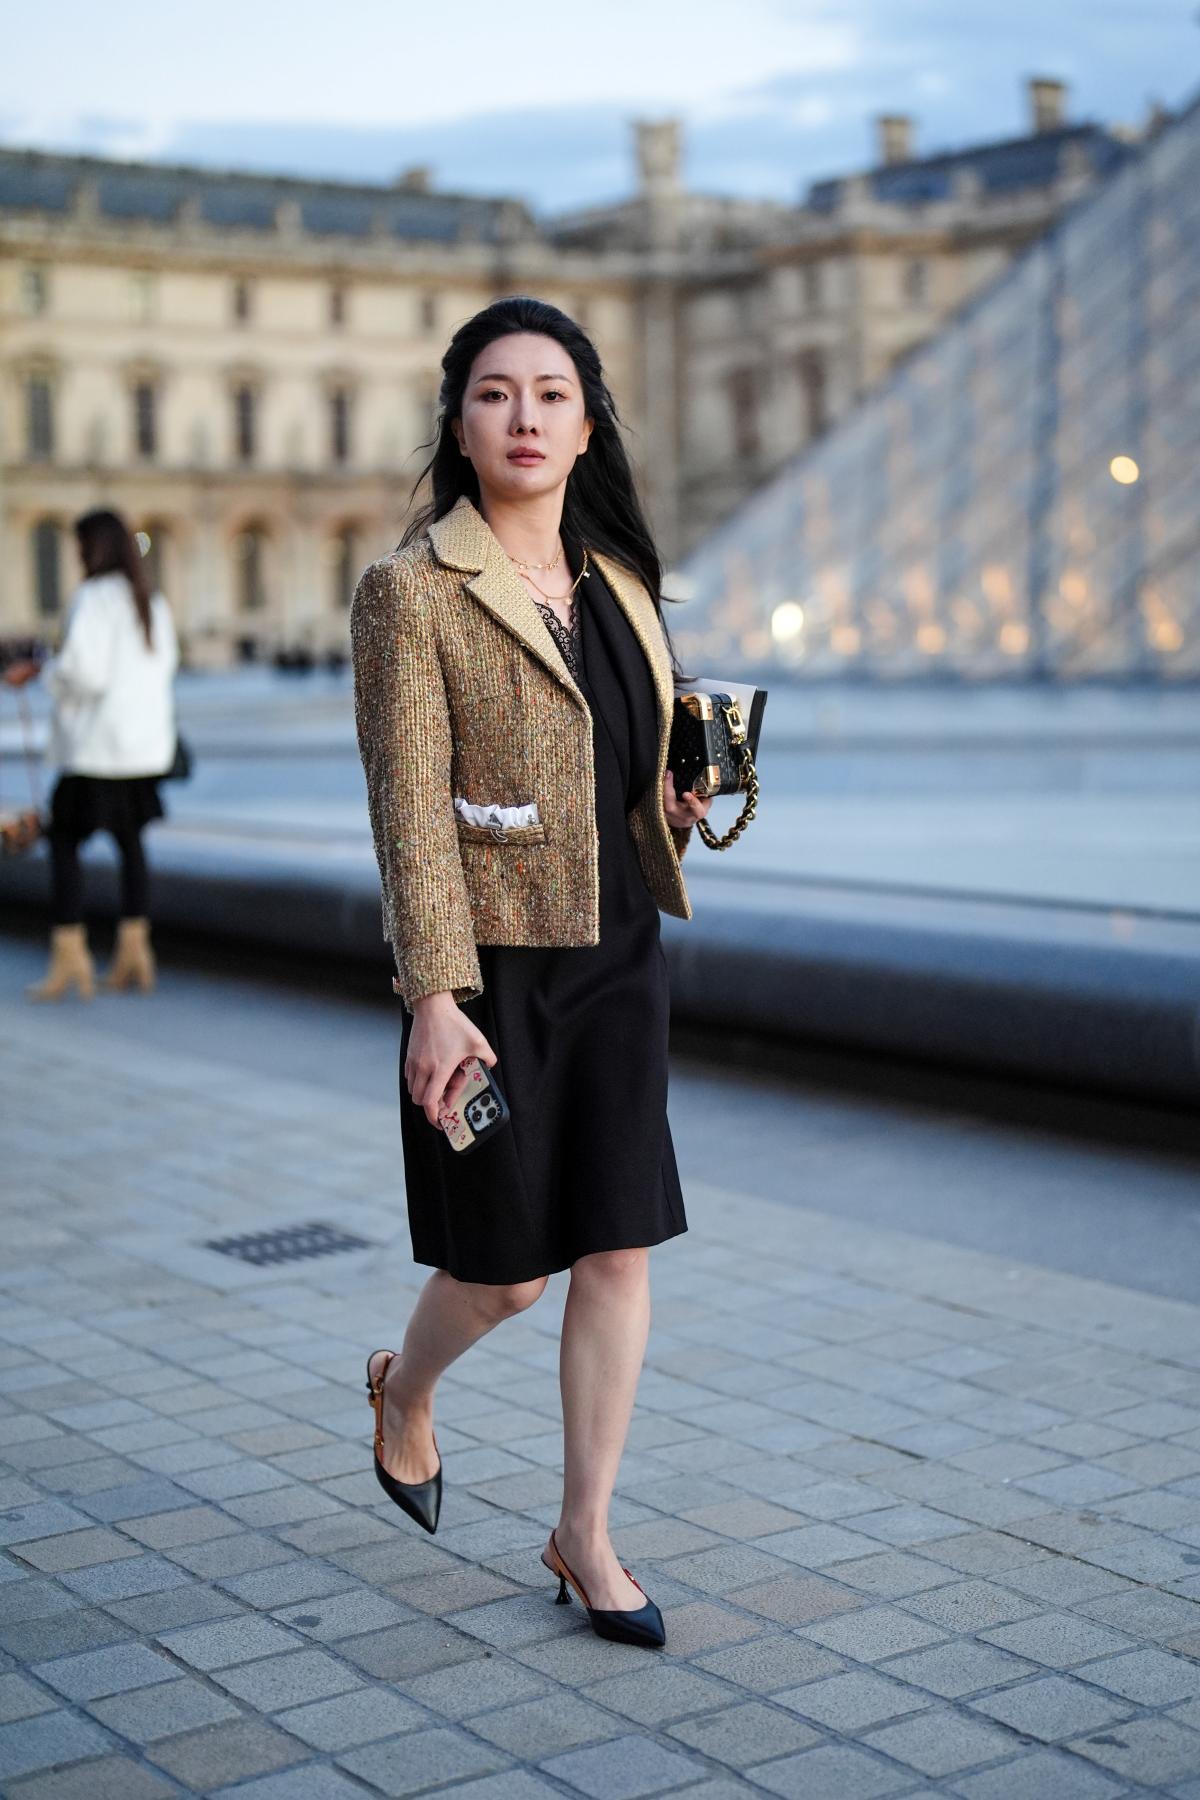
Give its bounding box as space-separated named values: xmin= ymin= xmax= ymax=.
xmin=1027 ymin=77 xmax=1066 ymax=135
xmin=876 ymin=114 xmax=914 ymax=166
xmin=635 ymin=119 xmax=682 ymax=200
xmin=394 ymin=165 xmax=432 ymax=193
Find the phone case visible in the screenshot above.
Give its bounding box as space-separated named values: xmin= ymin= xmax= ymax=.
xmin=438 ymin=1057 xmax=511 ymax=1154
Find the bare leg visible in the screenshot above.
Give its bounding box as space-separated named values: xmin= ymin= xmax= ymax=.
xmin=549 ymin=1247 xmax=651 ymax=1611
xmin=373 ymin=1269 xmax=547 ymax=1484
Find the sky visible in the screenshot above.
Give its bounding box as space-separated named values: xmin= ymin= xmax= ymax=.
xmin=3 ymin=1 xmax=1198 ymax=213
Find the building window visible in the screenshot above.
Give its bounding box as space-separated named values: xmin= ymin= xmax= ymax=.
xmin=902 ymin=258 xmax=928 ymax=304
xmin=797 ymin=349 xmax=828 ymax=439
xmin=26 ymin=376 xmax=54 ymax=461
xmin=330 ymin=285 xmax=346 ymax=327
xmin=21 ymin=267 xmax=49 ymax=316
xmin=233 ymin=385 xmax=256 ymax=463
xmin=234 ymin=526 xmax=267 ymax=612
xmin=801 ymin=264 xmax=821 ymax=310
xmin=133 ymin=382 xmax=157 ymax=459
xmin=233 ymin=278 xmax=253 ymax=323
xmin=130 ymin=272 xmax=156 ymax=324
xmin=32 ymin=520 xmax=61 ymax=616
xmin=330 ymin=388 xmax=352 ymax=466
xmin=728 ymin=367 xmax=759 ymax=461
xmin=333 ymin=526 xmax=356 ymax=609
xmin=419 ymin=293 xmax=438 ymax=332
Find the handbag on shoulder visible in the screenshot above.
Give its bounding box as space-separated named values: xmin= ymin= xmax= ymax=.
xmin=668 ymin=678 xmax=767 ymax=850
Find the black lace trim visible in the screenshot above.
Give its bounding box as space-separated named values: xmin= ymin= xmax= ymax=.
xmin=533 ymin=598 xmax=582 ymax=681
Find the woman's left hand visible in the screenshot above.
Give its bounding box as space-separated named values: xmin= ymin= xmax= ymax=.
xmin=3 ymin=660 xmax=41 ymax=688
xmin=663 ymin=769 xmax=713 ymax=832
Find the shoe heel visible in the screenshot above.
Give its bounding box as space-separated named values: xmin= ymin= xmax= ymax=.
xmin=555 ymin=1573 xmax=571 ymax=1606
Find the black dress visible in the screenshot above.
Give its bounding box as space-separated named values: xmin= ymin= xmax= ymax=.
xmin=397 ymin=559 xmax=687 ymax=1285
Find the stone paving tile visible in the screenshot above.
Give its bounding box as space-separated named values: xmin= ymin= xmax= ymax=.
xmin=968 ymin=1672 xmax=1136 ymax=1743
xmin=159 ymin=1613 xmax=301 ymax=1670
xmin=861 ymin=1705 xmax=1019 ymax=1776
xmin=747 ymin=1740 xmax=917 ymax=1798
xmin=88 ymin=1672 xmax=241 ymax=1742
xmin=146 ymin=1715 xmax=308 ymax=1787
xmin=404 ymin=1653 xmax=553 ymax=1720
xmin=210 ymin=1766 xmax=368 ymax=1800
xmin=540 ymin=1732 xmax=706 ymax=1798
xmin=471 ymin=1691 xmax=622 ymax=1757
xmin=774 ymin=1668 xmax=928 ymax=1732
xmin=7 ymin=1756 xmax=180 ymax=1799
xmin=0 ymin=1708 xmax=114 ymax=1782
xmin=33 ymin=1641 xmax=183 ymax=1701
xmin=668 ymin=1697 xmax=822 ymax=1767
xmin=947 ymin=1746 xmax=1130 ymax=1798
xmin=1068 ymin=1713 xmax=1200 ymax=1785
xmin=274 ymin=1684 xmax=426 ymax=1751
xmin=339 ymin=1724 xmax=513 ymax=1795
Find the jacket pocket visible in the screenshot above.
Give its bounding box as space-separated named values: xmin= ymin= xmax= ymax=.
xmin=455 ymin=819 xmax=547 ymax=846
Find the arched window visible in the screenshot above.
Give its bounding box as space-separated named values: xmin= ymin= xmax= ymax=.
xmin=902 ymin=258 xmax=928 ymax=304
xmin=233 ymin=525 xmax=268 ymax=613
xmin=333 ymin=526 xmax=356 ymax=610
xmin=233 ymin=278 xmax=253 ymax=323
xmin=32 ymin=520 xmax=61 ymax=617
xmin=329 ymin=284 xmax=347 ymax=327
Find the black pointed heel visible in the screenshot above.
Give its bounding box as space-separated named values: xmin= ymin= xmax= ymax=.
xmin=366 ymin=1350 xmax=442 ymax=1535
xmin=542 ymin=1529 xmax=665 ymax=1649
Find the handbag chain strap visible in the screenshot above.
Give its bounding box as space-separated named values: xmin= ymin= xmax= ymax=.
xmin=696 ymin=697 xmax=759 ymax=851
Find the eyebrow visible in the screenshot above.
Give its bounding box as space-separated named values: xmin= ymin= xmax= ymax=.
xmin=473 ymin=372 xmax=574 ymax=384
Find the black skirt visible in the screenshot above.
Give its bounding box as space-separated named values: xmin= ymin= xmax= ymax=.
xmin=398 ymin=563 xmax=687 ymax=1285
xmin=49 ymin=773 xmax=165 ymax=839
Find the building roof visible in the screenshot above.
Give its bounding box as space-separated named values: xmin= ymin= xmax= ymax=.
xmin=0 ymin=148 xmax=529 ymax=245
xmin=805 ymin=122 xmax=1134 ymax=212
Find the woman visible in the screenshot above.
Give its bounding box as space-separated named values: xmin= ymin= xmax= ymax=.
xmin=5 ymin=509 xmax=178 ymax=1000
xmin=351 ymin=295 xmax=711 ymax=1650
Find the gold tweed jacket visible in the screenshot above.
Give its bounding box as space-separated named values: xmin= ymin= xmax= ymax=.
xmin=351 ymin=494 xmax=694 ymax=1010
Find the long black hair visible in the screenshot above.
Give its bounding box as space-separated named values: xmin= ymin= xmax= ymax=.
xmin=75 ymin=509 xmax=154 ymax=650
xmin=401 ymin=295 xmax=687 ymax=672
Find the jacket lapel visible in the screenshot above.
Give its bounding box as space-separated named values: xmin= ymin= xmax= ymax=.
xmin=428 ymin=497 xmax=585 ymax=707
xmin=589 ymin=549 xmax=673 ymax=740
xmin=427 ymin=497 xmax=672 ymax=732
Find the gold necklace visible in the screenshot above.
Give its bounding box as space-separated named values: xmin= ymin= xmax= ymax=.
xmin=507 ymin=542 xmax=563 ymax=575
xmin=522 ymin=548 xmax=590 ymax=606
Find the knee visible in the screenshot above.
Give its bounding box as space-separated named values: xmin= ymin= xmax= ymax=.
xmin=569 ymin=1247 xmax=649 ymax=1295
xmin=478 ymin=1275 xmax=548 ymax=1322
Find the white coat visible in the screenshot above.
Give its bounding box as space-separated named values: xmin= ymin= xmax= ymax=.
xmin=44 ymin=574 xmax=179 ymax=778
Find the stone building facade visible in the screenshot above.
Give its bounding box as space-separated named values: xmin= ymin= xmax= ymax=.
xmin=0 ymin=76 xmax=1159 ymax=662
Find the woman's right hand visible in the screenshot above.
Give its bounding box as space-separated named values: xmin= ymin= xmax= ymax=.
xmin=406 ymin=991 xmax=498 ymax=1127
xmin=3 ymin=660 xmax=40 ymax=688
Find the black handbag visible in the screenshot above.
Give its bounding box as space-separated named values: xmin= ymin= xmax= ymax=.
xmin=669 ymin=680 xmax=766 ymax=850
xmin=163 ymin=733 xmax=193 ymax=782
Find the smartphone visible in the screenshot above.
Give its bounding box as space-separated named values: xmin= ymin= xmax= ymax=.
xmin=437 ymin=1057 xmax=511 ymax=1154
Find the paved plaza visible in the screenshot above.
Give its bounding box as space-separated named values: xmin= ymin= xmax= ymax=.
xmin=2 ymin=981 xmax=1200 ymax=1797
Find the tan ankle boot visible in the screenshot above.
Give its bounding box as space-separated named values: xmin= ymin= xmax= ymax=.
xmin=26 ymin=924 xmax=96 ymax=1002
xmin=102 ymin=916 xmax=156 ymax=993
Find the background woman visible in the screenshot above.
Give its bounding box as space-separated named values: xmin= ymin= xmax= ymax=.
xmin=352 ymin=295 xmax=711 ymax=1649
xmin=5 ymin=508 xmax=178 ymax=1000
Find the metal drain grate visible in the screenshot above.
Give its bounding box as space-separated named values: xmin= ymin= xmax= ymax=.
xmin=204 ymin=1221 xmax=373 ymax=1267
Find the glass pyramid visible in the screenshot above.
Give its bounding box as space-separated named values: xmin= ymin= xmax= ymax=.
xmin=673 ymin=92 xmax=1199 ymax=681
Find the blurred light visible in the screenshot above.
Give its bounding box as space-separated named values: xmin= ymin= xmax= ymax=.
xmin=916 ymin=622 xmax=946 ymax=653
xmin=1110 ymin=455 xmax=1139 ymax=484
xmin=831 ymin=624 xmax=861 ymax=654
xmin=770 ymin=601 xmax=805 ymax=642
xmin=1149 ymin=618 xmax=1183 ymax=652
xmin=135 ymin=531 xmax=152 ymax=556
xmin=1000 ymin=620 xmax=1029 ymax=654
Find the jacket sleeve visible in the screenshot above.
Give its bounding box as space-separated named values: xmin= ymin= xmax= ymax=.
xmin=42 ymin=586 xmax=114 ymax=702
xmin=350 ymin=557 xmax=482 ymax=1010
